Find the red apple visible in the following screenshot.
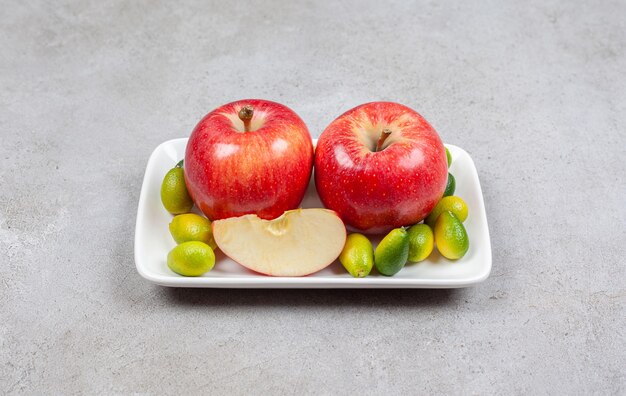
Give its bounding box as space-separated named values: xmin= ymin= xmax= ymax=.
xmin=314 ymin=102 xmax=447 ymax=233
xmin=185 ymin=99 xmax=313 ymax=220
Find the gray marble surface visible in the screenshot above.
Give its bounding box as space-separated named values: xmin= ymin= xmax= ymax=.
xmin=1 ymin=1 xmax=625 ymax=394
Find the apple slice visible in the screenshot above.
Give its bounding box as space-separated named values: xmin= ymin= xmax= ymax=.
xmin=213 ymin=209 xmax=347 ymax=276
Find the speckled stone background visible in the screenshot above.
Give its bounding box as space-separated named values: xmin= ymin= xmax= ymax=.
xmin=1 ymin=0 xmax=625 ymax=394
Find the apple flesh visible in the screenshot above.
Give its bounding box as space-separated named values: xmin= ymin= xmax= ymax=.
xmin=314 ymin=102 xmax=448 ymax=233
xmin=185 ymin=99 xmax=314 ymax=220
xmin=212 ymin=209 xmax=346 ymax=277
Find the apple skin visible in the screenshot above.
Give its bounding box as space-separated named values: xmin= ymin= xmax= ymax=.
xmin=185 ymin=99 xmax=313 ymax=220
xmin=314 ymin=102 xmax=447 ymax=234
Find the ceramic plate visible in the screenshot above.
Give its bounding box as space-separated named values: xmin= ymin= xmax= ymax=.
xmin=135 ymin=138 xmax=491 ymax=288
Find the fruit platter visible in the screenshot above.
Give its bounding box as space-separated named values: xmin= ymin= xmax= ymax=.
xmin=134 ymin=100 xmax=491 ymax=288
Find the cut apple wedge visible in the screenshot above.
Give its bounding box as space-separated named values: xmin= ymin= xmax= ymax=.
xmin=212 ymin=209 xmax=347 ymax=277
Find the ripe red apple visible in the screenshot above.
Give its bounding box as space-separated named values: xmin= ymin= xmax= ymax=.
xmin=185 ymin=99 xmax=313 ymax=220
xmin=314 ymin=102 xmax=447 ymax=233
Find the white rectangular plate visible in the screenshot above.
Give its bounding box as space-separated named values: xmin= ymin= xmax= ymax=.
xmin=135 ymin=138 xmax=491 ymax=288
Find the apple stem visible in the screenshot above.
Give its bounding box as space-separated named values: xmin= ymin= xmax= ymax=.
xmin=238 ymin=105 xmax=254 ymax=132
xmin=375 ymin=129 xmax=392 ymax=152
